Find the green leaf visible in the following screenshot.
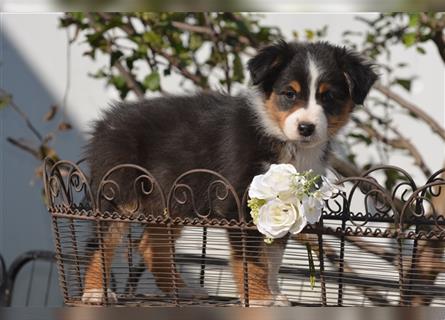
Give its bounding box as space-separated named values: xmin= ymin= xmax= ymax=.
xmin=384 ymin=169 xmax=407 ymax=190
xmin=306 ymin=243 xmax=316 ymax=290
xmin=408 ymin=14 xmax=419 ymax=27
xmin=408 ymin=111 xmax=419 ymax=119
xmin=366 ymin=33 xmax=375 ymax=43
xmin=232 ymin=54 xmax=244 ymax=83
xmin=395 ymin=78 xmax=412 ymax=91
xmin=416 ymin=46 xmax=426 ymax=54
xmin=189 ymin=34 xmax=203 ymax=51
xmin=110 ymin=75 xmax=127 ymax=92
xmin=349 ymin=133 xmax=372 ymax=145
xmin=142 ymin=31 xmax=162 ymax=48
xmin=143 ymin=72 xmax=161 ymax=91
xmin=163 ymin=68 xmax=171 ymax=76
xmin=0 ymin=94 xmax=11 ymax=110
xmin=110 ymin=50 xmax=123 ymax=67
xmin=402 ymin=33 xmax=416 ymax=47
xmin=305 ymin=29 xmax=315 ymax=41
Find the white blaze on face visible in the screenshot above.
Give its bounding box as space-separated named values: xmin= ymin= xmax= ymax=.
xmin=282 ymin=58 xmax=328 ymax=146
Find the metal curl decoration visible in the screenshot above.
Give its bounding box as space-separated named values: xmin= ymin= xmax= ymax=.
xmin=48 ymin=175 xmax=65 ymax=207
xmin=167 ymin=169 xmax=243 ymax=221
xmin=361 ymin=165 xmax=417 ymax=190
xmin=425 ymin=168 xmax=445 ymax=185
xmin=401 ymin=179 xmax=445 ymax=231
xmin=134 ymin=174 xmax=156 ymax=196
xmin=168 ymin=179 xmax=233 ymax=218
xmin=208 ymin=180 xmax=231 ymax=201
xmin=420 ymin=168 xmax=445 ymax=198
xmin=43 ymin=158 xmax=95 ymax=211
xmin=100 ymin=180 xmax=120 ymax=202
xmin=360 ymin=165 xmax=417 ymax=202
xmin=336 ymin=176 xmax=398 ymax=227
xmin=96 ymin=164 xmax=165 ymax=214
xmin=324 ymin=190 xmax=346 ymax=216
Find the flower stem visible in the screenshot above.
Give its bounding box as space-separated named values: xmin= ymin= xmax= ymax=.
xmin=306 ymin=242 xmax=316 ymax=289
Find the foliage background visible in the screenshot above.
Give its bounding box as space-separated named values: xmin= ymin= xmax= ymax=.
xmin=6 ymin=13 xmax=442 ymax=186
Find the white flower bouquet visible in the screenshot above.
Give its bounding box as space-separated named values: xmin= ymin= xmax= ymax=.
xmin=248 ymin=164 xmax=340 ymax=243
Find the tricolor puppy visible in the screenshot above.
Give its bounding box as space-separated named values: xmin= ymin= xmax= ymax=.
xmin=82 ymin=40 xmax=377 ymax=305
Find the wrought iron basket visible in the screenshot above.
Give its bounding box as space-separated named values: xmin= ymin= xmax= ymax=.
xmin=43 ymin=158 xmax=445 ymax=306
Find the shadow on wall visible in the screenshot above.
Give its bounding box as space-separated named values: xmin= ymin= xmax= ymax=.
xmin=1 ymin=29 xmax=86 ymax=305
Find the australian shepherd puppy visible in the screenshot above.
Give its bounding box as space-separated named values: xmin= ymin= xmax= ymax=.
xmin=81 ymin=40 xmax=377 ymax=306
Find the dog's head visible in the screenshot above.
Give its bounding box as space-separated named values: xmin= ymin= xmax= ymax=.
xmin=248 ymin=40 xmax=378 ymax=148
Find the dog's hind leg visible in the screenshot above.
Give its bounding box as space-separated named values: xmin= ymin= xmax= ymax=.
xmin=81 ymin=221 xmax=128 ymax=304
xmin=138 ymin=225 xmax=207 ymax=300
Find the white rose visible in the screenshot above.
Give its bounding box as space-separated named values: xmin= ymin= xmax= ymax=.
xmin=248 ymin=174 xmax=276 ymax=200
xmin=300 ymin=196 xmax=324 ymax=224
xmin=262 ymin=164 xmax=297 ymax=195
xmin=257 ymin=199 xmax=306 ymax=238
xmin=249 ymin=164 xmax=297 ymax=200
xmin=289 ymin=209 xmax=308 ymax=235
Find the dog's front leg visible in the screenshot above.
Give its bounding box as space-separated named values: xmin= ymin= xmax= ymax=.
xmin=227 ymin=229 xmax=291 ymax=306
xmin=264 ymin=237 xmax=291 ymax=306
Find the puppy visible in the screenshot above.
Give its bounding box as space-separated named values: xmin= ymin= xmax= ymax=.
xmin=81 ymin=40 xmax=377 ymax=306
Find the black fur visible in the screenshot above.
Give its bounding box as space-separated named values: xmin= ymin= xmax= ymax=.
xmin=86 ymin=93 xmax=282 ymax=219
xmin=86 ymin=41 xmax=377 ymax=219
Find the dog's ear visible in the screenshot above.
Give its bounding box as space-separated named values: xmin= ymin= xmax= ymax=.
xmin=248 ymin=40 xmax=294 ymax=93
xmin=335 ymin=47 xmax=378 ymax=105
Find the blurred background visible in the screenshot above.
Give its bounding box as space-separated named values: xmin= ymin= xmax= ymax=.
xmin=0 ymin=13 xmax=444 ymax=306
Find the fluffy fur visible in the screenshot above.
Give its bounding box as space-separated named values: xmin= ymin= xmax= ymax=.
xmin=81 ymin=40 xmax=377 ymax=306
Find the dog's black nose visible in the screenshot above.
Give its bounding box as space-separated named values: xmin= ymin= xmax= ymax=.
xmin=298 ymin=123 xmax=315 ymax=137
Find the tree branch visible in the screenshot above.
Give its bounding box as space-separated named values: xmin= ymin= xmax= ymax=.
xmin=0 ymin=88 xmax=43 ymax=142
xmin=171 ymin=21 xmax=213 ymax=36
xmin=6 ymin=137 xmax=40 ymax=159
xmin=373 ymin=83 xmax=445 ymax=142
xmin=353 ymin=117 xmax=432 ymax=177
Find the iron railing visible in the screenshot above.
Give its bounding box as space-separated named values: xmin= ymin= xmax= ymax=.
xmin=43 ymin=158 xmax=445 ymax=306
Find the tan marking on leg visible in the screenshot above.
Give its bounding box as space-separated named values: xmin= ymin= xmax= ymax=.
xmin=82 ymin=222 xmax=128 ymax=303
xmin=139 ymin=225 xmax=186 ymax=294
xmin=227 ymin=230 xmax=274 ymax=305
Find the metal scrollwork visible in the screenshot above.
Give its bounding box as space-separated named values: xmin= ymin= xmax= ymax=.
xmin=167 ymin=169 xmax=243 ymax=221
xmin=96 ymin=164 xmax=165 ymax=215
xmin=43 ymin=158 xmax=445 ymax=237
xmin=43 ymin=158 xmax=94 ymax=211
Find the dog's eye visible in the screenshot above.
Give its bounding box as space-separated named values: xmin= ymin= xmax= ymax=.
xmin=281 ymin=90 xmax=298 ymax=101
xmin=321 ymin=91 xmax=335 ymax=103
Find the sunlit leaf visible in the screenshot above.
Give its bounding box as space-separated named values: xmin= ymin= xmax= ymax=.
xmin=402 ymin=33 xmax=416 ymax=47
xmin=144 ymin=72 xmax=161 ymax=91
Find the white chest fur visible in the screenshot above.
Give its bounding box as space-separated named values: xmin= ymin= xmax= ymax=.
xmin=276 ymin=142 xmax=327 ymax=175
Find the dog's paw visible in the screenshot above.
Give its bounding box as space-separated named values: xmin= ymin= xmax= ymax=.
xmin=247 ymin=294 xmax=291 ymax=307
xmin=176 ymin=286 xmax=209 ymax=299
xmin=81 ymin=288 xmax=118 ymax=304
xmin=272 ymin=294 xmax=292 ymax=306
